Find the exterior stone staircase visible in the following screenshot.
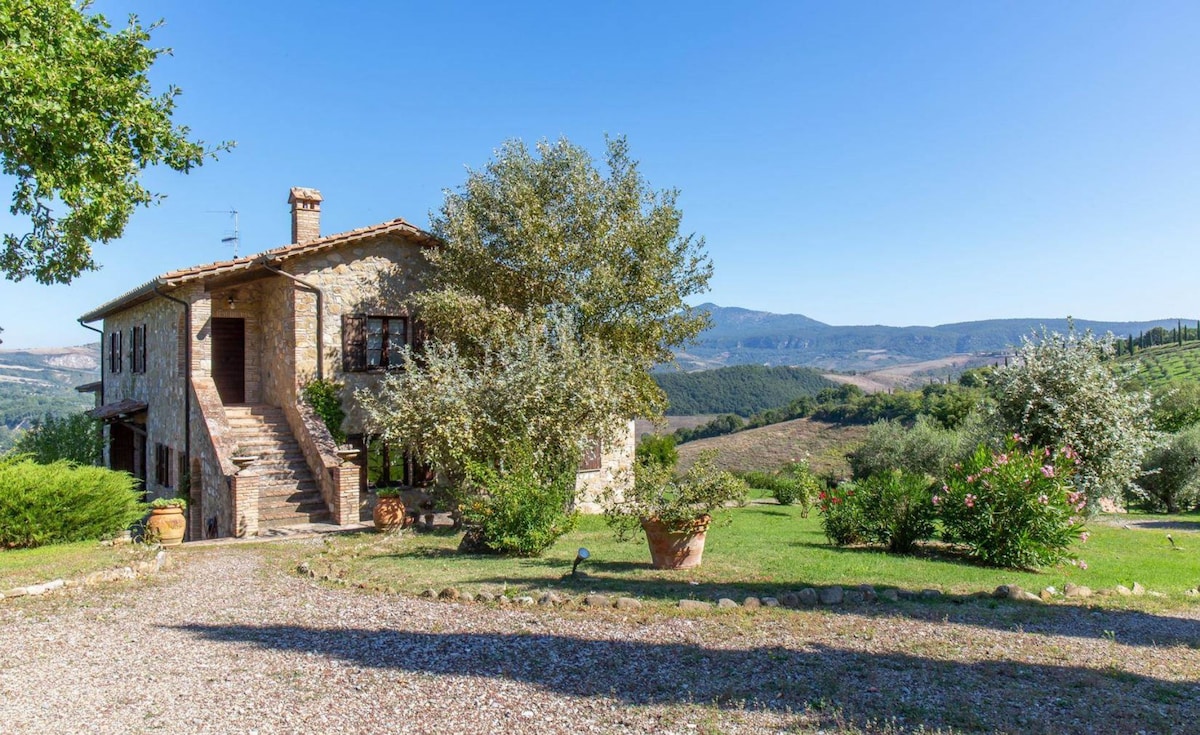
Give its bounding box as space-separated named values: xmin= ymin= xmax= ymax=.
xmin=224 ymin=405 xmax=330 ymax=529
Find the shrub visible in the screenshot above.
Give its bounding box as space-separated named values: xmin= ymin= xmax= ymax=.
xmin=818 ymin=471 xmax=934 ymax=553
xmin=301 ymin=378 xmax=347 ymax=444
xmin=939 ymin=437 xmax=1086 ymax=569
xmin=776 ymin=460 xmax=823 ymax=516
xmin=9 ymin=412 xmax=102 ymax=465
xmin=989 ymin=327 xmax=1154 ymax=504
xmin=1134 ymin=425 xmax=1200 ymax=513
xmin=818 ymin=482 xmax=867 ymax=546
xmin=636 ymin=433 xmax=678 ymax=469
xmin=456 ymin=442 xmax=577 ymax=557
xmin=1151 ymin=380 xmax=1200 ymax=433
xmin=0 ymin=457 xmax=146 ymax=548
xmin=849 ymin=414 xmax=977 ymax=481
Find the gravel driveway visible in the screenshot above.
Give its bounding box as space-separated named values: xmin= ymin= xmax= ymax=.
xmin=1 ymin=541 xmax=1198 ymax=734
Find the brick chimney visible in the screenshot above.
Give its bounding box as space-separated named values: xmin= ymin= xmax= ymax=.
xmin=288 ymin=187 xmax=323 ymax=244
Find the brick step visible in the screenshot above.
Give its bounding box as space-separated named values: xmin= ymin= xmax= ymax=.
xmin=259 ymin=496 xmax=326 ymax=514
xmin=258 ymin=511 xmax=332 ymax=529
xmin=254 ymin=470 xmax=315 ymax=484
xmin=229 ymin=440 xmax=301 ymax=454
xmin=227 ymin=418 xmax=289 ymax=430
xmin=259 ymin=479 xmax=319 ymax=496
xmin=224 ymin=405 xmax=285 ymax=416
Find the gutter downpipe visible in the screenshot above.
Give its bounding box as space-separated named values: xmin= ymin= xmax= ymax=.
xmin=77 ymin=319 xmax=105 ymax=406
xmin=154 ymin=286 xmax=191 ymax=470
xmin=262 ymin=263 xmax=324 ymax=381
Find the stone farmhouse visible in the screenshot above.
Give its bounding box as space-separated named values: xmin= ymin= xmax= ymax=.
xmin=79 ymin=188 xmax=634 ymax=540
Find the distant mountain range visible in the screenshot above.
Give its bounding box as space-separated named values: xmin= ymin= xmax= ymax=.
xmin=0 ymin=344 xmax=99 ymax=431
xmin=671 ymin=304 xmax=1195 ymax=372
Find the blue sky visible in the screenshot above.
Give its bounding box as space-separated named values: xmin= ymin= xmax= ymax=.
xmin=3 ymin=0 xmax=1200 ymax=348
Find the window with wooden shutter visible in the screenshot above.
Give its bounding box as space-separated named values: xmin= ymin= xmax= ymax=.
xmin=130 ymin=325 xmax=147 ymax=374
xmin=580 ymin=438 xmax=603 ymax=471
xmin=344 ymin=315 xmax=409 ymax=371
xmin=155 ymin=444 xmax=172 ymax=488
xmin=342 ymin=315 xmax=367 ymax=372
xmin=109 ymin=331 xmax=123 ymax=373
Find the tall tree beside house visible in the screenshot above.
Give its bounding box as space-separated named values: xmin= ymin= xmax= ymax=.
xmin=0 ymin=0 xmax=232 ymax=285
xmin=361 ymin=137 xmax=712 ymax=553
xmin=416 ymin=135 xmax=712 ymax=416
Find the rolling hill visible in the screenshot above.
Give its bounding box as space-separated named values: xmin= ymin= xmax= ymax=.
xmin=0 ymin=344 xmax=99 ymax=431
xmin=674 ymin=304 xmax=1193 ymax=373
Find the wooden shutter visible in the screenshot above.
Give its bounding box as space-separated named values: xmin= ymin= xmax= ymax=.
xmin=342 ymin=315 xmax=367 ymax=372
xmin=139 ymin=324 xmax=147 ymax=373
xmin=412 ymin=319 xmax=428 ymax=354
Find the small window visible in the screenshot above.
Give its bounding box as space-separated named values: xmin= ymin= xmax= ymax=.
xmin=343 ymin=315 xmax=408 ymax=371
xmin=580 ymin=438 xmax=603 ymax=472
xmin=109 ymin=331 xmax=123 ymax=373
xmin=155 ymin=443 xmax=172 ymax=489
xmin=130 ymin=325 xmax=147 ymax=374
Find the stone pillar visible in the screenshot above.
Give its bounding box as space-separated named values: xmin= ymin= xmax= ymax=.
xmin=231 ymin=469 xmax=259 ymax=538
xmin=329 ymin=462 xmax=361 ymax=526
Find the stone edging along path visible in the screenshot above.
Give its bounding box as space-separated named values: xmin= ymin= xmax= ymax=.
xmin=0 ymin=548 xmax=169 ymax=602
xmin=296 ymin=560 xmax=1198 ymax=611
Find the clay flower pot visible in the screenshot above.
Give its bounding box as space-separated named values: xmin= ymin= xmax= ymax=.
xmin=146 ymin=506 xmax=186 ymax=547
xmin=640 ymin=514 xmax=711 ymax=570
xmin=373 ymin=496 xmax=406 ymax=532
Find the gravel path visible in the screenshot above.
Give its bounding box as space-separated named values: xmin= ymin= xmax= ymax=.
xmin=1 ymin=542 xmax=1199 ymax=734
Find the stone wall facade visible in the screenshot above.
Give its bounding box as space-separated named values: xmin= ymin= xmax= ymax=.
xmin=574 ymin=420 xmax=636 ymax=514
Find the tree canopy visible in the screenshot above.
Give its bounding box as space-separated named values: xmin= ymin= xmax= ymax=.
xmin=0 ymin=0 xmax=231 ymax=284
xmin=364 ymin=136 xmax=711 ymax=480
xmin=988 ymin=327 xmax=1155 ymax=502
xmin=420 ymin=136 xmax=711 ymax=394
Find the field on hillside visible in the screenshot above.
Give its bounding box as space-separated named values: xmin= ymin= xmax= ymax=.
xmin=675 ymin=417 xmax=867 ymax=478
xmin=1124 ymin=342 xmax=1200 ymax=390
xmin=824 ymin=353 xmax=1003 ymax=393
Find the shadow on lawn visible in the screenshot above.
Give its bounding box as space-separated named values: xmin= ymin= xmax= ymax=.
xmin=452 ymin=568 xmax=1200 ymax=650
xmin=171 ymin=622 xmax=1198 ymax=733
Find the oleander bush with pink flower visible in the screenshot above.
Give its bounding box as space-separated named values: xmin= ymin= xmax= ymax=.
xmin=938 ymin=435 xmax=1087 ymax=569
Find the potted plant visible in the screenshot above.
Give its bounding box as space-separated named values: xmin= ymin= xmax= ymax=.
xmin=373 ymin=488 xmax=406 ymax=532
xmin=605 ymin=451 xmax=748 ymax=569
xmin=146 ymin=497 xmax=187 ymax=547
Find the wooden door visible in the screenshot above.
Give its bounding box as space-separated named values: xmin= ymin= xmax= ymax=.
xmin=212 ymin=317 xmax=246 ymax=404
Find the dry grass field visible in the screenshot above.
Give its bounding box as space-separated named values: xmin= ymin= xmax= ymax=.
xmin=675 ymin=417 xmax=867 ymax=478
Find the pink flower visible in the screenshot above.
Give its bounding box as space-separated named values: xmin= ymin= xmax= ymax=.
xmin=1013 ymin=433 xmax=1023 ymax=443
xmin=1080 ymin=532 xmax=1090 ymax=543
xmin=942 ymin=485 xmax=949 ymax=492
xmin=1040 ymin=465 xmax=1055 ymax=478
xmin=932 ymin=495 xmax=941 ymax=506
xmin=1038 ymin=494 xmax=1049 ymax=505
xmin=964 ymin=494 xmax=976 ymax=508
xmin=1079 ymin=560 xmax=1088 ymax=570
xmin=996 ymin=453 xmax=1010 ymax=466
xmin=966 ymin=475 xmax=977 ymax=483
xmin=1043 ymin=447 xmax=1052 ymax=458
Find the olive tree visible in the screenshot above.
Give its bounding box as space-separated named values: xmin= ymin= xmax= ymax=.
xmin=360 ymin=137 xmax=711 ymax=552
xmin=989 ymin=327 xmax=1155 ymax=503
xmin=0 ymin=0 xmax=232 ymax=284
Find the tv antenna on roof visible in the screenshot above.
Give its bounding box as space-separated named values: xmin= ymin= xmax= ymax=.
xmin=206 ymin=208 xmax=240 ymax=257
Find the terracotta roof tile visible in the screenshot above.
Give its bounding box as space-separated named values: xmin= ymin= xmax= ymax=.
xmin=80 ymin=217 xmax=437 ymax=322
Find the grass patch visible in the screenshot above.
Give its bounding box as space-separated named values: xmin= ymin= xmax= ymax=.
xmin=287 ymin=501 xmax=1200 ymax=608
xmin=0 ymin=540 xmax=156 ymax=588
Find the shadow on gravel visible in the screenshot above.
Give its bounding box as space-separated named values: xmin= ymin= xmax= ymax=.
xmin=455 ymin=571 xmax=1200 ymax=650
xmin=172 ymin=622 xmax=1198 ymax=733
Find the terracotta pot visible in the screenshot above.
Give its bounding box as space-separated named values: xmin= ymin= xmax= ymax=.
xmin=146 ymin=506 xmax=186 ymax=547
xmin=373 ymin=496 xmax=406 ymax=532
xmin=640 ymin=514 xmax=711 ymax=569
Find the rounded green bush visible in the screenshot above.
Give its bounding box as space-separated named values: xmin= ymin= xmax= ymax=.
xmin=0 ymin=457 xmax=146 ymax=548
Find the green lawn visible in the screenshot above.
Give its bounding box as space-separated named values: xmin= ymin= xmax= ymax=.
xmin=290 ymin=499 xmax=1200 ymax=609
xmin=0 ymin=540 xmax=156 ymax=589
